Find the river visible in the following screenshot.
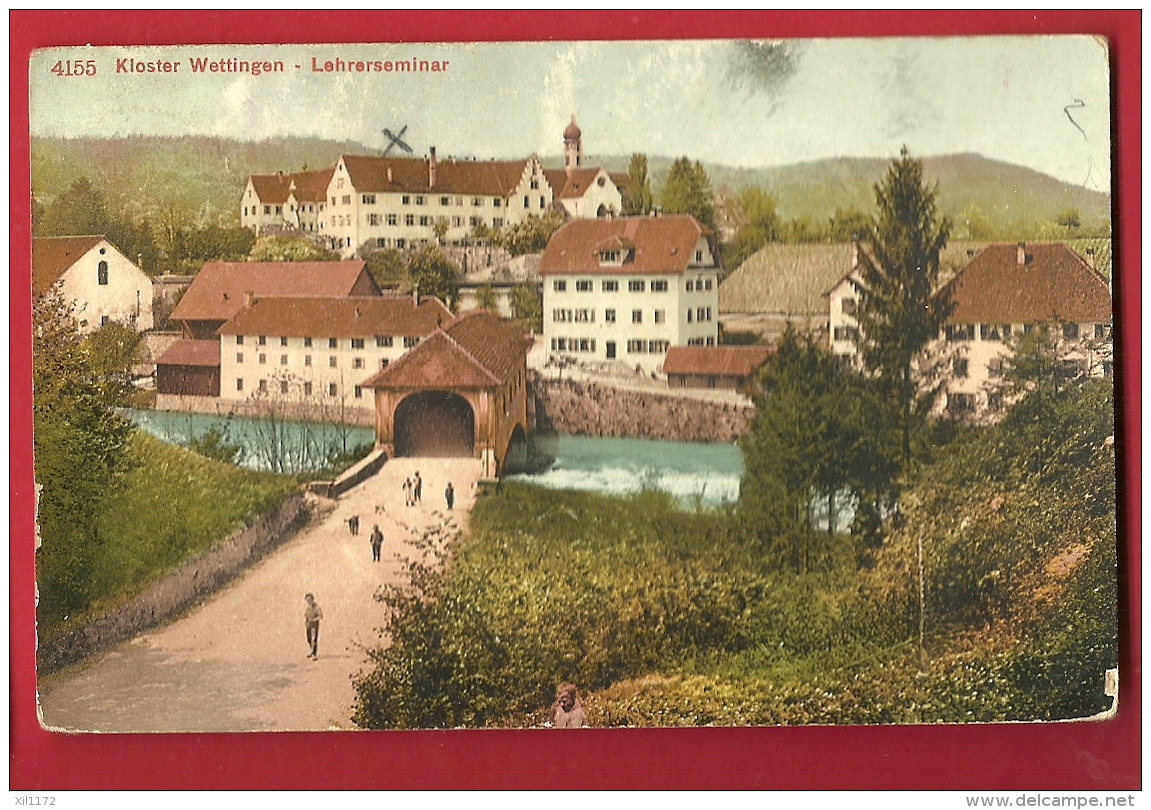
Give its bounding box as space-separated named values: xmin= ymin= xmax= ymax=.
xmin=124 ymin=410 xmax=745 ymax=506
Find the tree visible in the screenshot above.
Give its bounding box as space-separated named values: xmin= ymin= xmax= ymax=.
xmin=827 ymin=207 xmax=873 ymax=242
xmin=725 ymin=186 xmax=781 ymax=268
xmin=37 ymin=176 xmax=159 ymax=273
xmin=475 ymin=285 xmax=500 ymax=314
xmin=80 ymin=321 xmax=143 ymax=407
xmin=498 ymin=210 xmax=565 ymax=256
xmin=249 ymin=235 xmax=340 ymax=262
xmin=509 ymin=282 xmax=542 ymax=333
xmin=659 ymin=157 xmax=715 ymax=228
xmin=1055 ymin=208 xmax=1082 ymax=231
xmin=623 ymin=153 xmax=654 ymax=216
xmin=432 ymin=219 xmax=450 ymax=244
xmin=364 ymin=248 xmax=408 ymax=290
xmin=408 ymin=244 xmax=459 ymax=304
xmin=854 ymin=147 xmax=953 ymax=465
xmin=956 ymin=203 xmax=994 ymax=241
xmin=34 ymin=289 xmax=133 ymax=627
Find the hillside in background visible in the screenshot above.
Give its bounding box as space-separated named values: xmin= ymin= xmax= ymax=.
xmin=32 ymin=137 xmax=1110 ymax=238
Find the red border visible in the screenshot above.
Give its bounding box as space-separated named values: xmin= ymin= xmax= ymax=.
xmin=10 ymin=10 xmax=1141 ymax=790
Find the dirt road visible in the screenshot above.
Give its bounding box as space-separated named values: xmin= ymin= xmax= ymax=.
xmin=37 ymin=457 xmax=483 ymax=733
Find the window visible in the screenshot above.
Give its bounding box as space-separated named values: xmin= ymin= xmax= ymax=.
xmin=258 ymin=336 xmax=266 ymax=346
xmin=1063 ymin=322 xmax=1081 ymax=340
xmin=368 ymin=214 xmax=381 ymax=226
xmin=628 ymin=280 xmax=645 ymax=292
xmin=704 ymin=279 xmax=713 ymax=291
xmin=553 ymin=280 xmax=567 ymax=292
xmin=280 ymin=337 xmax=288 ymax=347
xmin=258 ymin=379 xmax=267 ymax=392
xmin=341 ymin=195 xmax=351 ymax=206
xmin=280 ymin=354 xmax=288 ymax=366
xmin=987 ymin=392 xmax=1003 ymax=411
xmin=980 ymin=324 xmax=998 ymax=341
xmin=705 ymin=336 xmax=715 ymax=346
xmin=387 ymin=214 xmax=397 ymax=226
xmin=686 ymin=280 xmax=693 ymax=292
xmin=237 ymin=378 xmax=244 ymax=391
xmin=415 ymin=196 xmax=425 ymax=205
xmin=945 ymin=324 xmax=976 ymax=342
xmin=377 ymin=335 xmax=393 ymax=347
xmin=493 ymin=198 xmax=502 ymax=208
xmin=530 ymin=179 xmax=539 ymax=190
xmin=695 ymin=250 xmax=704 ymax=263
xmin=329 ymin=383 xmax=338 ymax=397
xmin=632 ymin=310 xmax=643 ymax=324
xmin=236 ymin=335 xmax=244 ymax=346
xmin=651 ymin=280 xmax=668 ymax=292
xmin=329 ymin=338 xmax=338 ymax=349
xmin=266 ymin=205 xmax=273 ymax=214
xmin=353 ymin=357 xmax=365 ymax=369
xmin=687 ymin=309 xmax=693 ymax=323
xmin=1002 ymin=324 xmax=1013 ymax=340
xmin=492 ymin=217 xmax=503 ymax=228
xmin=97 ymin=260 xmax=109 ymax=285
xmin=236 ymin=352 xmax=244 ymax=363
xmin=575 ymin=309 xmax=593 ymax=323
xmin=405 ymin=214 xmax=416 ymax=226
xmin=953 ymin=358 xmax=969 ymax=378
xmin=304 ymin=355 xmax=312 ymax=367
xmin=404 ymin=336 xmax=419 ymax=348
xmin=380 ymin=358 xmax=390 ymax=369
xmin=947 ymin=392 xmax=975 ymax=415
xmin=841 ymin=298 xmax=857 ymax=315
xmin=420 ymin=216 xmax=432 ymax=227
xmin=304 ymin=337 xmax=312 ymax=348
xmin=833 ymin=326 xmax=859 ymax=341
xmin=402 ymin=195 xmax=410 ymax=205
xmin=988 ymin=358 xmax=1005 ymax=378
xmin=351 ymin=338 xmax=365 ymax=349
xmin=696 ymin=308 xmax=706 ymax=321
xmin=362 ymin=194 xmax=376 ymax=204
xmin=1095 ymin=323 xmax=1110 ymax=340
xmin=626 ymin=339 xmax=647 ymax=354
xmin=304 ymin=381 xmax=312 ymax=396
xmin=396 ymin=238 xmax=406 ymax=248
xmin=599 ymin=250 xmax=622 ymax=264
xmin=576 ymin=280 xmax=593 ymax=292
xmin=280 ymin=380 xmax=289 ymax=394
xmin=354 ymin=385 xmax=363 ymax=398
xmin=649 ymin=340 xmax=669 ymax=353
xmin=376 ymin=238 xmax=389 ymax=248
xmin=472 ymin=197 xmax=483 ymax=206
xmin=540 ymin=196 xmax=546 ymax=209
xmin=258 ymin=353 xmax=267 ymax=365
xmin=524 ymin=196 xmax=530 ymax=208
xmin=329 ymin=356 xmax=337 ymax=368
xmin=604 ymin=309 xmax=616 ymax=323
xmin=602 ymin=280 xmax=618 ymax=292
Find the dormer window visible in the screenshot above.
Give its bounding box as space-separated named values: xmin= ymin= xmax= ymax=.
xmin=600 ymin=250 xmax=623 ymax=265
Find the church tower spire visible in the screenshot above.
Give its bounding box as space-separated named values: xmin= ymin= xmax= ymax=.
xmin=563 ymin=114 xmax=583 ymax=177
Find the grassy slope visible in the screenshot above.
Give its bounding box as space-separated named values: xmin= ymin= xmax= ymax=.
xmin=33 ymin=137 xmax=1109 ymax=235
xmin=41 ymin=430 xmax=298 ymax=640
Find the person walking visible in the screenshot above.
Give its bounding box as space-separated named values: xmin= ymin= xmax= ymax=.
xmin=402 ymin=477 xmax=413 ymax=507
xmin=445 ymin=482 xmax=455 ymax=510
xmin=304 ymin=593 xmax=323 ymax=660
xmin=370 ymin=524 xmax=384 ymax=562
xmin=347 ymin=515 xmax=360 ymax=536
xmin=413 ymin=471 xmax=423 ymax=504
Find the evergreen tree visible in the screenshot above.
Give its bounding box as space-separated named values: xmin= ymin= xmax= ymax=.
xmin=854 ymin=147 xmax=953 ymax=465
xmin=725 ymin=186 xmax=781 ymax=268
xmin=659 ymin=157 xmax=715 ymax=228
xmin=623 ymin=153 xmax=654 ymax=216
xmin=509 ymin=282 xmax=542 ymax=333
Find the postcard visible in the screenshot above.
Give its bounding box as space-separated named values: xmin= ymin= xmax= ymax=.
xmin=14 ymin=15 xmax=1138 ymax=792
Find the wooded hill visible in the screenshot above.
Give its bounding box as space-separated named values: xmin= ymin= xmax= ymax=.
xmin=32 ymin=136 xmax=1110 ymax=238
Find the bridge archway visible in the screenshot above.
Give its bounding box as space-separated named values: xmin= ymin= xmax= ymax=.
xmin=394 ymin=391 xmax=475 ymax=457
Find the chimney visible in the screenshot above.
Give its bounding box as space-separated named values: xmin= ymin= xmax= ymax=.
xmin=387 ymin=166 xmax=393 ymax=183
xmin=429 ymin=147 xmax=437 ymax=188
xmin=1017 ymin=242 xmax=1027 ymax=266
xmin=413 ymin=282 xmax=419 ymax=307
xmin=244 ymin=291 xmax=255 ymax=307
xmin=354 ymin=306 xmax=361 ymax=318
xmin=851 ymin=241 xmax=859 ymax=269
xmin=1086 ymin=248 xmax=1096 ymax=269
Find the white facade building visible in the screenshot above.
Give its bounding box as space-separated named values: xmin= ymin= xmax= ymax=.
xmin=32 ymin=235 xmax=154 ymax=333
xmin=240 ymin=169 xmax=334 ymax=234
xmin=539 ymin=215 xmax=721 ymax=373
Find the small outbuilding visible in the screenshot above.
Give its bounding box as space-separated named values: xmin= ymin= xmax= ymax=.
xmin=663 ymin=345 xmax=773 ymax=394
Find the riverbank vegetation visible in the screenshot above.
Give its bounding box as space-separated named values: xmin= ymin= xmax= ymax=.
xmin=351 ymin=377 xmax=1115 ymax=728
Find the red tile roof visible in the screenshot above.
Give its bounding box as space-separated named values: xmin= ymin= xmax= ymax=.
xmin=217 ymin=296 xmax=452 ymax=338
xmin=32 ymin=235 xmax=107 ymax=296
xmin=540 ymin=215 xmax=713 ymax=276
xmin=155 ymin=339 xmax=221 ymax=367
xmin=363 ymin=310 xmax=525 ymax=391
xmin=169 ymin=261 xmax=375 ymax=323
xmin=249 ymin=168 xmax=336 ymax=204
xmin=940 ymin=243 xmax=1112 ymax=324
xmin=341 ymin=154 xmax=531 ymax=197
xmin=543 ymin=167 xmax=608 ymax=200
xmin=663 ymin=346 xmax=773 ymax=378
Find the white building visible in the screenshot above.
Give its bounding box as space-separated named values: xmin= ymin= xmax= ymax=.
xmin=216 ymin=294 xmax=453 ymax=414
xmin=32 ymin=235 xmax=154 ymax=332
xmin=826 ymin=241 xmax=1112 ymax=418
xmin=240 ymin=168 xmax=334 ymax=235
xmin=539 ymin=214 xmax=721 ymax=373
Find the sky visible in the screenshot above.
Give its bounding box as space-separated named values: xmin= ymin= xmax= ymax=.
xmin=30 ymin=37 xmax=1111 ymax=191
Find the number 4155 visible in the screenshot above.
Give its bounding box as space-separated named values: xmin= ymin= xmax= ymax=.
xmin=51 ymin=60 xmax=97 ymax=76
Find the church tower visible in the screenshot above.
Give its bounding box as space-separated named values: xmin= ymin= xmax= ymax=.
xmin=563 ymin=114 xmax=583 ymax=177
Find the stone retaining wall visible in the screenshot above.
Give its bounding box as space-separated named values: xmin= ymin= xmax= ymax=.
xmin=532 ymin=377 xmax=756 ymax=443
xmin=38 ymin=493 xmax=312 ymax=675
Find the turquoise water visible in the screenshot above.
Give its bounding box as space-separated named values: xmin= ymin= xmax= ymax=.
xmin=123 ymin=409 xmax=375 ymax=474
xmin=506 ymin=434 xmax=744 ymax=506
